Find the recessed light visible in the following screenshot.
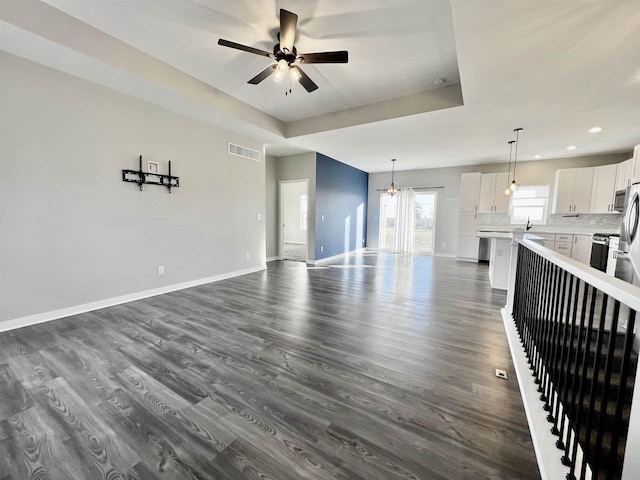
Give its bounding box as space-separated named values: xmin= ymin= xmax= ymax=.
xmin=534 ymin=155 xmax=542 ymax=159
xmin=588 ymin=126 xmax=603 ymax=133
xmin=567 ymin=145 xmax=577 ymax=150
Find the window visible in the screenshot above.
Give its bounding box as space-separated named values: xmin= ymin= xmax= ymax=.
xmin=300 ymin=193 xmax=308 ymax=231
xmin=510 ymin=185 xmax=549 ymax=225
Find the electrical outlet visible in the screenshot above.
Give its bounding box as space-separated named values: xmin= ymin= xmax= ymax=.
xmin=157 ymin=266 xmax=165 ymax=275
xmin=320 ymin=246 xmax=324 ymax=252
xmin=256 ymin=213 xmax=262 ymax=221
xmin=321 ymin=215 xmax=325 ymax=221
xmin=245 ymin=253 xmax=250 ymax=260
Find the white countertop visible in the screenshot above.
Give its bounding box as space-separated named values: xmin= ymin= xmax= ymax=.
xmin=476 ymin=231 xmax=512 ymax=239
xmin=476 ymin=225 xmax=620 ymax=235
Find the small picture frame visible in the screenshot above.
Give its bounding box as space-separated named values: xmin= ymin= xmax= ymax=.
xmin=147 ymin=161 xmax=160 ymax=174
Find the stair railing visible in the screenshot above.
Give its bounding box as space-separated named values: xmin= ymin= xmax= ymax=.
xmin=508 ymin=235 xmax=640 ymax=480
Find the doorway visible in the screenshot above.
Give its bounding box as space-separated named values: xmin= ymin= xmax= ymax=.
xmin=413 ymin=191 xmax=437 ymax=255
xmin=378 ymin=191 xmax=437 ymax=255
xmin=279 ymin=180 xmax=309 ymax=262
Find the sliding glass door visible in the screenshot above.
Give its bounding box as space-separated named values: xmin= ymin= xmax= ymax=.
xmin=379 ymin=191 xmax=437 ymax=255
xmin=413 ymin=192 xmax=436 ymax=255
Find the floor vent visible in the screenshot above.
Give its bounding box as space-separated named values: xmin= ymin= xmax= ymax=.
xmin=228 ymin=143 xmax=261 ymax=161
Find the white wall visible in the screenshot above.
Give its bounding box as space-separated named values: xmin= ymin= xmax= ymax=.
xmin=265 ymin=155 xmax=278 ymax=259
xmin=368 ymin=153 xmax=629 ymax=256
xmin=0 ymin=52 xmax=266 ymax=323
xmin=275 ymin=153 xmax=317 ymax=261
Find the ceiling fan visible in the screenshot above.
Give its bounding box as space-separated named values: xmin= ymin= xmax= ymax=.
xmin=217 ymin=9 xmax=348 ymax=93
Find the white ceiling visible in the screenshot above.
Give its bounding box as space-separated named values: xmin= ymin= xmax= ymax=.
xmin=2 ymin=0 xmax=639 ymax=173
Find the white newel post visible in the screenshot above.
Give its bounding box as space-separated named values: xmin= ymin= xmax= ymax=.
xmin=505 ymin=231 xmax=524 ymax=317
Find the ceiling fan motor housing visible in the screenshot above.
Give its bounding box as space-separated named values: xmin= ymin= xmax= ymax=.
xmin=274 ymin=44 xmax=297 ymax=65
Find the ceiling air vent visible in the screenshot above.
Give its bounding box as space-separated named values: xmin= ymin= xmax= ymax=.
xmin=228 ymin=143 xmax=261 ymax=161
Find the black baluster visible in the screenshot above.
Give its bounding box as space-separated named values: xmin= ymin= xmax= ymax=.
xmin=553 ymin=274 xmax=575 ymax=439
xmin=562 ymin=281 xmax=590 ymax=466
xmin=567 ymin=286 xmax=598 ymax=480
xmin=532 ymin=258 xmax=548 ymax=379
xmin=536 ymin=261 xmax=553 ymax=386
xmin=591 ymin=300 xmax=621 ymax=479
xmin=578 ymin=293 xmax=609 ymax=480
xmin=607 ymin=310 xmax=636 ymax=480
xmin=542 ymin=265 xmax=561 ymax=405
xmin=546 ymin=270 xmax=568 ymax=419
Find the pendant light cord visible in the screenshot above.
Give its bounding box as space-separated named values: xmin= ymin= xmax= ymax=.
xmin=507 ymin=141 xmax=514 ymax=180
xmin=513 ymin=128 xmax=523 ymax=179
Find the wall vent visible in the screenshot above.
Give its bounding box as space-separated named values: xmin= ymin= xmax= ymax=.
xmin=228 ymin=143 xmax=261 ymax=161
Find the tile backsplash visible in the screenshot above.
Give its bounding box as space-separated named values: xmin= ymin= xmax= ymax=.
xmin=477 ymin=213 xmax=621 ymax=229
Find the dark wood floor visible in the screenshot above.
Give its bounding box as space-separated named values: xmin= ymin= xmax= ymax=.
xmin=0 ymin=254 xmax=539 ymax=479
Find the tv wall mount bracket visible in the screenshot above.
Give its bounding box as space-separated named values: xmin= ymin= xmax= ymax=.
xmin=122 ymin=155 xmax=179 ymax=192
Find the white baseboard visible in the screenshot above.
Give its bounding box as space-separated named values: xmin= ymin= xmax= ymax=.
xmin=266 ymin=256 xmax=281 ymax=262
xmin=308 ymin=248 xmax=364 ymax=266
xmin=456 ymin=256 xmax=479 ymax=262
xmin=0 ymin=265 xmax=266 ymax=333
xmin=501 ymin=308 xmax=579 ymax=480
xmin=433 ymin=252 xmax=456 ymax=258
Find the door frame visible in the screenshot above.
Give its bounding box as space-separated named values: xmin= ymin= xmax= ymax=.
xmin=279 ymin=179 xmax=309 ymax=261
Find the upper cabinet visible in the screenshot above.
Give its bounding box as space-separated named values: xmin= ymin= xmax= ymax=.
xmin=479 ymin=172 xmax=510 ymax=213
xmin=459 ymin=172 xmax=482 ymax=213
xmin=590 ymin=164 xmax=618 ymax=213
xmin=632 ymin=145 xmax=640 ymax=183
xmin=552 ymin=167 xmax=594 ymax=214
xmin=616 ymin=159 xmax=633 ymax=191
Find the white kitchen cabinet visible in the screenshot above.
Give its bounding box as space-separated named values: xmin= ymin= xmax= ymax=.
xmin=631 ymin=145 xmax=640 ymax=182
xmin=456 ymin=172 xmax=482 ymax=262
xmin=554 ymin=242 xmax=573 ymax=256
xmin=457 ymin=173 xmax=481 ymax=261
xmin=590 ymin=164 xmax=618 ymax=213
xmin=536 ymin=233 xmax=556 ymax=250
xmin=459 ymin=172 xmax=481 ymax=213
xmin=554 ymin=234 xmax=573 ymax=257
xmin=457 ymin=213 xmax=479 ymax=260
xmin=552 ymin=167 xmax=594 ymax=214
xmin=616 ymin=159 xmax=633 ymax=191
xmin=571 ymin=234 xmax=592 ymax=264
xmin=479 ymin=172 xmax=510 ymax=213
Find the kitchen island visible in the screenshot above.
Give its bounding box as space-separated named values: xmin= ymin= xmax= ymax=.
xmin=477 ymin=231 xmax=513 ymax=290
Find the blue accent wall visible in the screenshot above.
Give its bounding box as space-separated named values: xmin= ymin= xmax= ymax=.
xmin=315 ymin=153 xmax=368 ymax=260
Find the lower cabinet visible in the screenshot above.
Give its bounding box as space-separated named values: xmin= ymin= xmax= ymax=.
xmin=539 ymin=233 xmax=592 ymax=266
xmin=571 ymin=234 xmax=592 ymax=264
xmin=457 ymin=213 xmax=479 ymax=260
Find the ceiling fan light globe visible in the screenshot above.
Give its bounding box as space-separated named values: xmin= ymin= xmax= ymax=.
xmin=277 ymin=59 xmax=289 ymax=71
xmin=289 ymin=68 xmax=301 ymax=82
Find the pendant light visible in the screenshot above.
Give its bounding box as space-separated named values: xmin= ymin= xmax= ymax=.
xmin=503 ymin=140 xmax=515 ymax=196
xmin=510 ymin=127 xmax=524 ymax=191
xmin=385 ymin=158 xmax=400 ymax=196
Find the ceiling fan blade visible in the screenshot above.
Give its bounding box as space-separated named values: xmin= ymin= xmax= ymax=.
xmin=279 ymin=9 xmax=298 ymax=53
xmin=291 ymin=66 xmax=318 ymax=92
xmin=297 ymin=51 xmax=349 ymax=64
xmin=218 ymin=39 xmax=273 ymax=58
xmin=247 ymin=65 xmax=277 ymax=85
